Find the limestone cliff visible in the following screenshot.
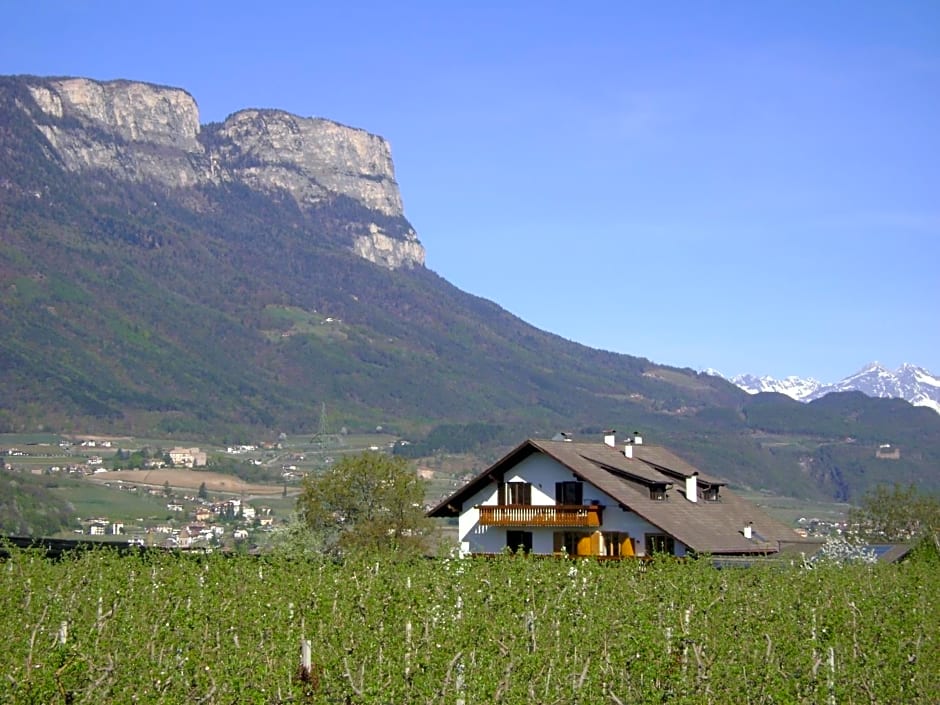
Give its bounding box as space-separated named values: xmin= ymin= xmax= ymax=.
xmin=18 ymin=76 xmax=424 ymax=269
xmin=26 ymin=78 xmax=204 ymax=187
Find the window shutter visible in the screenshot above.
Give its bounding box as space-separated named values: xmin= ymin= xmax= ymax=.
xmin=620 ymin=534 xmax=635 ymax=557
xmin=576 ymin=533 xmax=593 ymax=557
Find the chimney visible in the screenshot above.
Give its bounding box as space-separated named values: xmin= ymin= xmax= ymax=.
xmin=633 ymin=431 xmax=643 ymax=445
xmin=604 ymin=430 xmax=616 ymax=447
xmin=743 ymin=521 xmax=753 ymax=540
xmin=685 ymin=472 xmax=698 ymax=503
xmin=624 ymin=442 xmax=633 ymax=459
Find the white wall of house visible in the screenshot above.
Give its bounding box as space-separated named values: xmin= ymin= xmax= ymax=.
xmin=457 ymin=453 xmax=687 ymax=557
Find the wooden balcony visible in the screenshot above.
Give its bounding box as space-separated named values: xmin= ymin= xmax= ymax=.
xmin=477 ymin=504 xmax=603 ymax=528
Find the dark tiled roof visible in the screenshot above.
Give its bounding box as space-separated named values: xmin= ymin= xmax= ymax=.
xmin=629 ymin=445 xmax=724 ymax=485
xmin=866 ymin=543 xmax=915 ymax=563
xmin=428 ymin=437 xmax=798 ymax=555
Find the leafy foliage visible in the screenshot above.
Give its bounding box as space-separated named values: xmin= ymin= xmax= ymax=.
xmin=296 ymin=452 xmax=432 ymax=555
xmin=813 ymin=535 xmax=878 ymax=564
xmin=0 ymin=549 xmax=937 ymax=704
xmin=0 ymin=470 xmax=75 ymax=535
xmin=849 ymin=483 xmax=940 ymax=548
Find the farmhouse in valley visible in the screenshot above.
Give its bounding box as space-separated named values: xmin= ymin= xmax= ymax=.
xmin=168 ymin=447 xmax=207 ymax=468
xmin=428 ymin=431 xmax=799 ymax=558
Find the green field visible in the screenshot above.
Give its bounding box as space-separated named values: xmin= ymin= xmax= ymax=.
xmin=736 ymin=490 xmax=850 ymax=525
xmin=50 ymin=481 xmax=173 ymax=524
xmin=1 ymin=549 xmax=936 ymax=704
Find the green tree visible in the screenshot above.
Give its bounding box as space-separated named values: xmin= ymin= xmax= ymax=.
xmin=198 ymin=481 xmax=208 ymax=500
xmin=163 ymin=480 xmax=172 ymax=497
xmin=296 ymin=451 xmax=432 ymax=555
xmin=849 ymin=483 xmax=940 ymax=550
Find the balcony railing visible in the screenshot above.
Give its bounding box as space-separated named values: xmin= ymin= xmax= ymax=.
xmin=477 ymin=504 xmax=603 ymax=527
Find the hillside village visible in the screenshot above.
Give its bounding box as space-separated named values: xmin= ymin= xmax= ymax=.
xmin=0 ymin=436 xmax=300 ymax=548
xmin=82 ymin=494 xmax=275 ymax=549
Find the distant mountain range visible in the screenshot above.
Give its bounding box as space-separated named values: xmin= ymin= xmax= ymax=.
xmin=721 ymin=363 xmax=940 ymax=414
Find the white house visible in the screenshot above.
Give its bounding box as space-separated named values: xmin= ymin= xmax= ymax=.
xmin=429 ymin=432 xmax=800 ymax=558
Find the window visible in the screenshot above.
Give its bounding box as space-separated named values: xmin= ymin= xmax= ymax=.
xmin=506 ymin=530 xmax=533 ymax=554
xmin=645 ymin=534 xmax=675 ymax=555
xmin=555 ymin=481 xmax=583 ymax=505
xmin=603 ymin=532 xmax=635 ymax=557
xmin=703 ymin=486 xmax=720 ymax=501
xmin=649 ymin=485 xmax=667 ymax=501
xmin=500 ymin=481 xmax=532 ymax=505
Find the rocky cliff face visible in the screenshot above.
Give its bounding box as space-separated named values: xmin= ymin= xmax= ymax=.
xmin=26 ymin=78 xmax=205 ymax=187
xmin=19 ymin=76 xmax=424 ymax=269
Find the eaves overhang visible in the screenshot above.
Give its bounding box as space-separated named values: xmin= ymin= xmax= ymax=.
xmin=426 ymin=439 xmax=541 ymax=518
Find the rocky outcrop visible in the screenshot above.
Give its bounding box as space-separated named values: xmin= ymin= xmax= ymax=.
xmin=26 ymin=78 xmax=205 ymax=187
xmin=215 ymin=109 xmax=403 ymax=217
xmin=353 ymin=223 xmax=425 ymax=270
xmin=19 ymin=76 xmax=424 ymax=268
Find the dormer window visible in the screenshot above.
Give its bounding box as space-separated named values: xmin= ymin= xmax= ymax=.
xmin=703 ymin=486 xmax=720 ymax=502
xmin=649 ymin=485 xmax=667 ymax=501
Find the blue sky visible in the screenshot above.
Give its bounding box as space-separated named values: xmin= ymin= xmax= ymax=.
xmin=3 ymin=1 xmax=938 ymax=381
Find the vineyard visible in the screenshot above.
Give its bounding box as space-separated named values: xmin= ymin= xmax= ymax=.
xmin=1 ymin=547 xmax=937 ymax=704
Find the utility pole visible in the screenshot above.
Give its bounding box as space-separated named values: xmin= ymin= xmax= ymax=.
xmin=317 ymin=402 xmax=328 ymax=438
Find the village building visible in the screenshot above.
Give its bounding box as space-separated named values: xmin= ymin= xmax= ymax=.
xmin=429 ymin=431 xmax=801 ymax=558
xmin=168 ymin=447 xmax=207 ymax=468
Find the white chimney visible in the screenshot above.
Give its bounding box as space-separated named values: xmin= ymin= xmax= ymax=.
xmin=604 ymin=430 xmax=616 ymax=447
xmin=685 ymin=472 xmax=698 ymax=503
xmin=624 ymin=442 xmax=633 ymax=459
xmin=743 ymin=522 xmax=753 ymax=540
xmin=633 ymin=431 xmax=643 ymax=445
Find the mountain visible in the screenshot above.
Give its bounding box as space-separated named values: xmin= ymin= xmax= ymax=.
xmin=728 ymin=364 xmax=940 ymax=414
xmin=0 ymin=74 xmax=743 ymax=434
xmin=813 ymin=363 xmax=940 ymax=413
xmin=729 ymin=374 xmax=825 ymax=401
xmin=8 ymin=76 xmax=424 ymax=269
xmin=2 ymin=74 xmax=940 ymax=503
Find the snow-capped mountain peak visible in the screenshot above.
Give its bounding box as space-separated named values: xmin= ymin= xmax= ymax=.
xmin=730 ymin=374 xmax=824 ymax=401
xmin=721 ymin=363 xmax=940 ymax=414
xmin=839 ymin=362 xmax=891 ymax=384
xmin=899 ymin=363 xmax=940 ymax=389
